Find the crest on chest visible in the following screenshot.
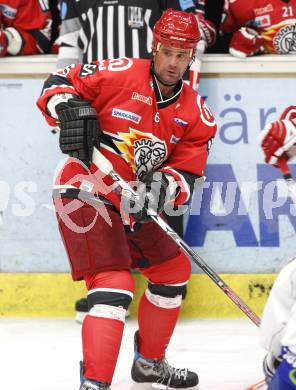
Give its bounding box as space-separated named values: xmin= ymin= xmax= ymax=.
xmin=114 ymin=128 xmax=167 ymax=179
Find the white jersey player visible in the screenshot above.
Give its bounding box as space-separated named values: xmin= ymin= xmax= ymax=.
xmin=259 ymin=258 xmax=296 ymax=389
xmin=259 ymin=106 xmax=296 ymax=389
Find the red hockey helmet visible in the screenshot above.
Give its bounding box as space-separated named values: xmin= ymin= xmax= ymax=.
xmin=152 ymin=9 xmax=201 ymax=53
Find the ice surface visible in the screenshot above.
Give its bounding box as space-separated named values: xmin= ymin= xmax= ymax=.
xmin=0 ymin=318 xmax=266 ymax=390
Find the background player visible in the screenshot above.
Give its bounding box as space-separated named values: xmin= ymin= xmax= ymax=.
xmin=0 ymin=0 xmax=52 ymax=57
xmin=220 ymin=0 xmax=296 ymax=58
xmin=259 ymin=106 xmax=296 ymax=389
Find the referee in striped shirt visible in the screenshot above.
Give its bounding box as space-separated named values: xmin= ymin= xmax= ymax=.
xmin=56 ymin=0 xmax=214 ymax=67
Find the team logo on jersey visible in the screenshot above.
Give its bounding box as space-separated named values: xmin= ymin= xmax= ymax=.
xmin=112 ymin=108 xmax=142 ymax=124
xmin=254 ymin=4 xmax=273 ymax=16
xmin=132 ymin=92 xmax=152 ymax=106
xmin=274 ymin=23 xmax=296 ymax=53
xmin=262 ymin=22 xmax=296 ymax=53
xmin=254 ymin=15 xmax=271 ymax=28
xmin=114 ymin=128 xmax=167 ymax=179
xmin=174 ymin=118 xmax=188 ymax=126
xmin=170 ymin=135 xmax=181 ymax=144
xmin=0 ymin=4 xmax=17 ymax=19
xmin=128 ymin=7 xmax=144 ymax=28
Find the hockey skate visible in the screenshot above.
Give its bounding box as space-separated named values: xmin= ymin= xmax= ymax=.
xmin=79 ymin=379 xmax=110 ymax=390
xmin=79 ymin=362 xmax=110 ymax=390
xmin=131 ymin=331 xmax=199 ymax=389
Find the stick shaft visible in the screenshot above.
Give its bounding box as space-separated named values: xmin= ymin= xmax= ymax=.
xmin=149 ymin=214 xmax=261 ymax=326
xmin=245 ymin=379 xmax=267 ymax=390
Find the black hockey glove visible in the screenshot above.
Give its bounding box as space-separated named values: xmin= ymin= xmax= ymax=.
xmin=55 ymin=98 xmax=101 ymax=165
xmin=121 ymin=171 xmax=178 ymax=224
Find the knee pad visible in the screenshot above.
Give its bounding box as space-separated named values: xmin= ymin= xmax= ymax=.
xmin=87 ymin=289 xmax=133 ymax=322
xmin=148 ymin=282 xmax=187 ymax=299
xmin=86 ymin=270 xmax=134 ymax=321
xmin=87 ymin=288 xmax=133 ymax=310
xmin=145 ymin=282 xmax=188 ymax=309
xmin=88 ymin=303 xmax=128 ymax=323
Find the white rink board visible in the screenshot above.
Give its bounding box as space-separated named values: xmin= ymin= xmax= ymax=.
xmin=185 ymin=77 xmax=296 ymax=273
xmin=0 ymin=79 xmax=67 ymax=272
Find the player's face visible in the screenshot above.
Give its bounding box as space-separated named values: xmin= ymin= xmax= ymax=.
xmin=153 ymin=45 xmax=192 ymax=86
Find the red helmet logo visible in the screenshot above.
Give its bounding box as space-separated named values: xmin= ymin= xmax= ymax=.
xmin=152 ymin=9 xmax=201 ymax=51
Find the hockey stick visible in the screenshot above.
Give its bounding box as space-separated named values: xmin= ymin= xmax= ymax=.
xmin=245 ymin=378 xmax=267 ymax=390
xmin=92 ymin=147 xmax=261 ymax=327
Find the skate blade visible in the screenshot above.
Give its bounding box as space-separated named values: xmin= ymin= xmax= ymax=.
xmin=131 ymin=382 xmax=199 ymax=390
xmin=244 ymin=379 xmax=267 ymax=390
xmin=130 ymin=382 xmax=153 ymax=390
xmin=152 ymin=383 xmax=199 ymax=390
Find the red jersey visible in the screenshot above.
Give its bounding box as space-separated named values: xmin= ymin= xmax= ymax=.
xmin=221 ymin=0 xmax=296 ymax=54
xmin=0 ymin=0 xmax=52 ymax=54
xmin=37 ymin=58 xmax=217 ymax=208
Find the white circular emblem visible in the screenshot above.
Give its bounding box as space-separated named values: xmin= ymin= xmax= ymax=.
xmin=134 ymin=138 xmax=167 ymax=179
xmin=274 ymin=24 xmax=296 ymax=54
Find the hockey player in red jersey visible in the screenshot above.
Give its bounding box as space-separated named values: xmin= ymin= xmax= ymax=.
xmin=260 ymin=105 xmax=296 ymax=167
xmin=37 ymin=9 xmax=217 ymax=390
xmin=56 ymin=0 xmax=217 ymax=323
xmin=220 ymin=0 xmax=296 ymax=57
xmin=0 ymin=0 xmax=52 ymax=56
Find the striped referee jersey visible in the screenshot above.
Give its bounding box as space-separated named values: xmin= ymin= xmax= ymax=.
xmin=57 ymin=0 xmax=198 ymax=68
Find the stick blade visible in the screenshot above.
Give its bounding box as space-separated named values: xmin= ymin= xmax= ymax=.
xmin=92 ymin=147 xmax=113 ymax=175
xmin=245 ymin=379 xmax=267 ymax=390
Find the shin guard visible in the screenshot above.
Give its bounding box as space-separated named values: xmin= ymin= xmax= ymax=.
xmin=138 ymin=252 xmax=191 ymax=360
xmin=138 ymin=290 xmax=182 ymax=359
xmin=82 ymin=270 xmax=134 ymax=384
xmin=82 ymin=306 xmax=125 ymax=384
